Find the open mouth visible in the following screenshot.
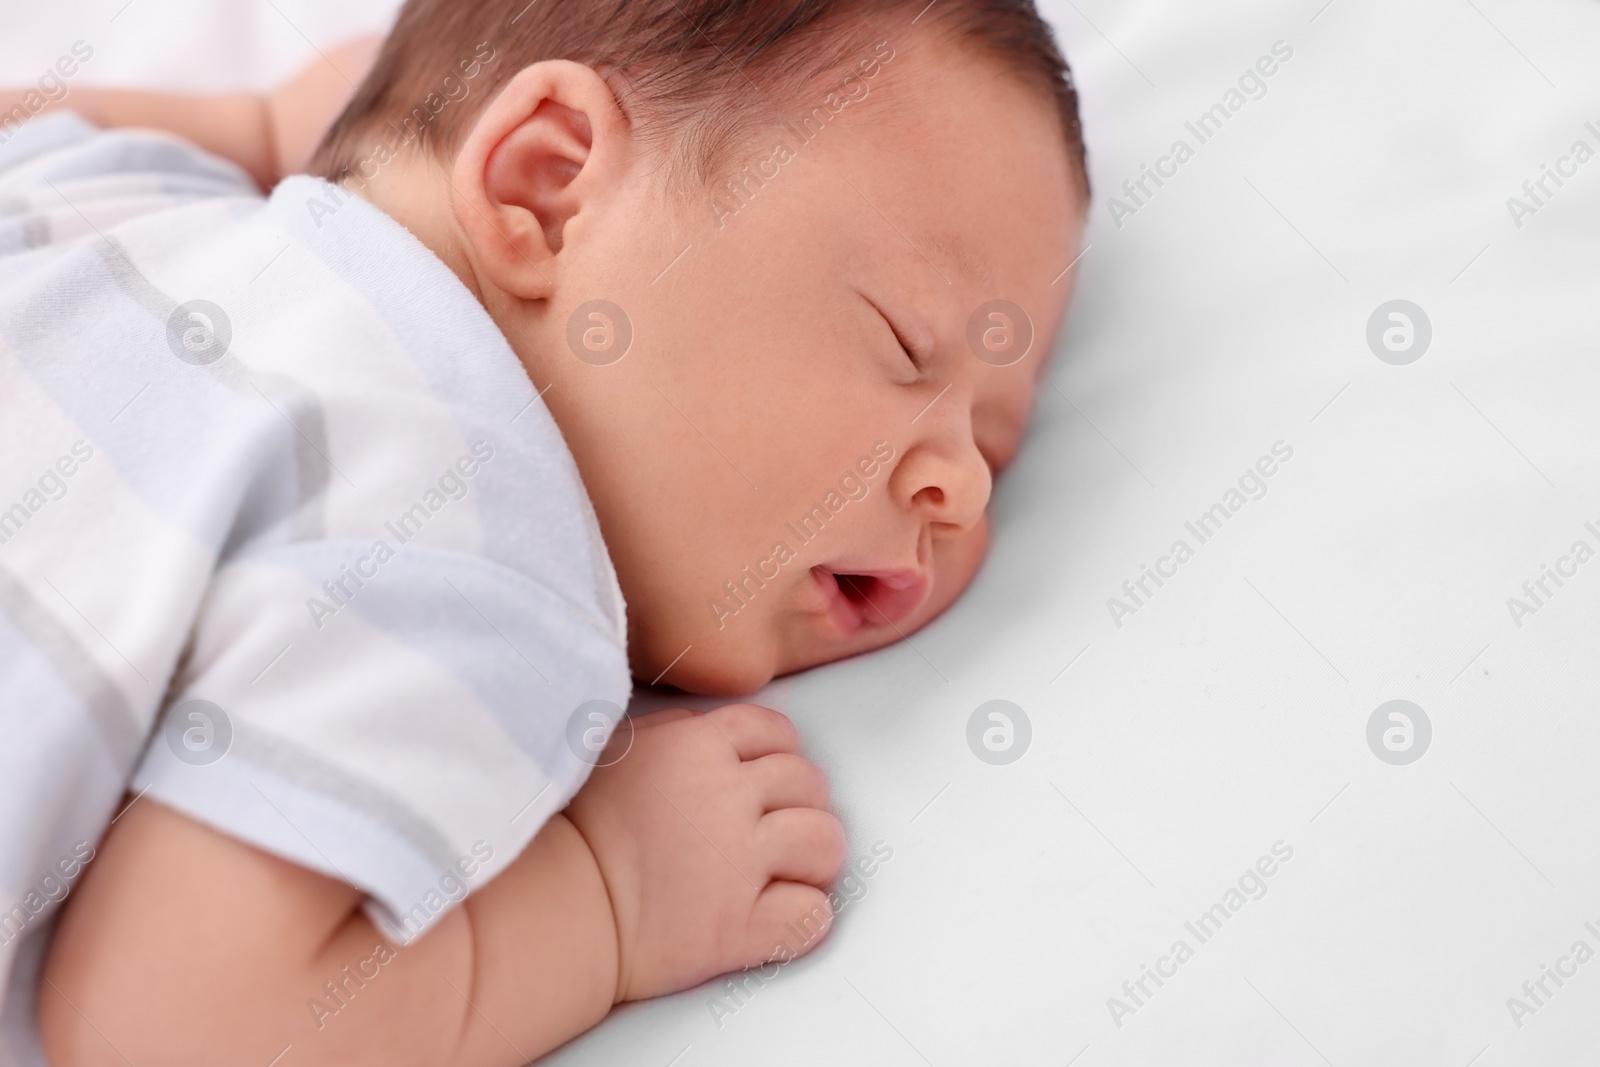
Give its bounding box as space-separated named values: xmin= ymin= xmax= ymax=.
xmin=812 ymin=566 xmax=930 ymax=635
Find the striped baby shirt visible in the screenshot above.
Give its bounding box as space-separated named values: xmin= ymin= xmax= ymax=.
xmin=0 ymin=112 xmax=630 ymax=1063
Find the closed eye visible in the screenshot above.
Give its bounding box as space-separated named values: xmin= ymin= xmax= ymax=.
xmin=862 ymin=293 xmax=922 ymax=375
xmin=882 ymin=313 xmax=921 ymax=371
xmin=896 ymin=337 xmax=919 ymax=369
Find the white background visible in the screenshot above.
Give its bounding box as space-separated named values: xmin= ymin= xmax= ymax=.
xmin=7 ymin=1 xmax=1600 ymax=1064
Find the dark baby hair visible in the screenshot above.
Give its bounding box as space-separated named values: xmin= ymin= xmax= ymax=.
xmin=312 ymin=0 xmax=1088 ymax=198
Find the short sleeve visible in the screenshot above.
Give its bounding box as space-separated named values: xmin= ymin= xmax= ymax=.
xmin=116 ymin=176 xmax=631 ymax=944
xmin=134 ymin=534 xmax=630 ymax=944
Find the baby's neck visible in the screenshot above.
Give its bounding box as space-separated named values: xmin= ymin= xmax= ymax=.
xmin=355 ymin=156 xmax=487 ymax=305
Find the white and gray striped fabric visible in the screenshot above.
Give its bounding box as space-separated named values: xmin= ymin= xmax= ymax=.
xmin=0 ymin=112 xmax=629 ymax=1055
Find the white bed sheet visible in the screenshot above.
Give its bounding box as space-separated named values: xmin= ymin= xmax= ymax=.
xmin=7 ymin=2 xmax=1600 ymax=1064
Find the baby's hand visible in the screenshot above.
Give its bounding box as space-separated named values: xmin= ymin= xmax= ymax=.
xmin=565 ymin=704 xmax=845 ymax=1001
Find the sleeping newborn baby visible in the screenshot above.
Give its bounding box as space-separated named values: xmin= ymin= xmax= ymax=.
xmin=0 ymin=1 xmax=1086 ymax=1062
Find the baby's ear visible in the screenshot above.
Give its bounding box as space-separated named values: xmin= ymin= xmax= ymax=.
xmin=450 ymin=60 xmax=630 ymax=299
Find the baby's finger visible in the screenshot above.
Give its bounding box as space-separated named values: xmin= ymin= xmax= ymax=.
xmin=744 ymin=753 xmax=830 ymax=813
xmin=705 ymin=703 xmax=800 ymax=760
xmin=757 ymin=808 xmax=846 ymax=887
xmin=745 ymin=881 xmax=834 ymax=963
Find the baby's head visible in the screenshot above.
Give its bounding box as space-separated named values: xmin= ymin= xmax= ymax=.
xmin=314 ymin=0 xmax=1088 ymax=695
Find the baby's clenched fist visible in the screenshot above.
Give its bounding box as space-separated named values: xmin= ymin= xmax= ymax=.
xmin=564 ymin=704 xmax=846 ymax=1002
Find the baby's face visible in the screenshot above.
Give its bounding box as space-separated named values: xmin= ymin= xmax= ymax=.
xmin=521 ymin=46 xmax=1082 ymax=694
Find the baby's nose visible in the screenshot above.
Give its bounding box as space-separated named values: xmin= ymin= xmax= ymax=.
xmin=890 ymin=431 xmax=992 ymax=535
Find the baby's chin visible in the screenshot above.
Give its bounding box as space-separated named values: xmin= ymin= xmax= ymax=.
xmin=632 ymin=635 xmax=876 ymax=699
xmin=645 ymin=657 xmax=779 ymax=699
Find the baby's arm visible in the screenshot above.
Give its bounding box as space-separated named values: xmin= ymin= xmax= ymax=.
xmin=40 ymin=706 xmax=843 ymax=1066
xmin=42 ymin=798 xmax=617 ymax=1064
xmin=0 ymin=38 xmax=381 ymax=188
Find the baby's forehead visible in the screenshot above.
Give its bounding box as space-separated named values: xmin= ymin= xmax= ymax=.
xmin=826 ymin=77 xmax=1080 ymax=273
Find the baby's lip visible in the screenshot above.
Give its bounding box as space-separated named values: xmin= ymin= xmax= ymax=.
xmin=811 ymin=566 xmax=931 ymax=635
